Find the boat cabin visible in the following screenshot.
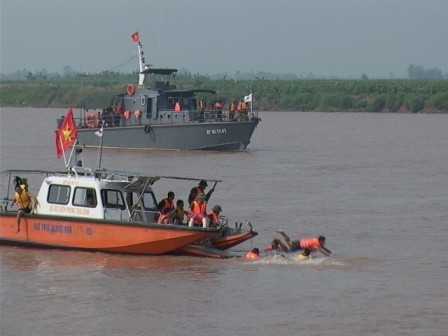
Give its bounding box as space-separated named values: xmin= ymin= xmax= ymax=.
xmin=32 ymin=169 xmax=162 ymax=223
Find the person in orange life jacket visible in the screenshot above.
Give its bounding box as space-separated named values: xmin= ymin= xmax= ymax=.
xmin=157 ymin=191 xmax=175 ymax=224
xmin=188 ymin=180 xmax=215 ymax=206
xmin=244 ymin=248 xmax=261 ymax=259
xmin=170 ymin=199 xmax=187 ymax=225
xmin=275 ymin=229 xmax=332 ymax=257
xmin=11 ymin=184 xmax=37 ymax=233
xmin=263 ymin=239 xmax=285 ymax=253
xmin=228 ymin=102 xmax=237 ymax=120
xmin=174 ymin=101 xmax=181 ymax=112
xmin=188 ymin=193 xmax=209 ymax=228
xmin=208 ymin=205 xmax=222 ymax=227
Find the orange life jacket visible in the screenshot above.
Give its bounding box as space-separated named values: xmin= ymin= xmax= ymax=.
xmin=299 ymin=238 xmax=320 ymax=251
xmin=208 ymin=211 xmax=220 ymax=226
xmin=159 ymin=198 xmax=174 ymax=214
xmin=14 ymin=189 xmax=31 ymax=209
xmin=188 ymin=187 xmax=204 ymax=205
xmin=244 ymin=251 xmax=261 ymax=259
xmin=191 ymin=201 xmax=207 ymax=215
xmin=158 ymin=213 xmax=170 ymax=224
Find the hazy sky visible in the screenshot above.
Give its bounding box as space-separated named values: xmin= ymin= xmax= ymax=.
xmin=1 ymin=0 xmax=447 ymax=78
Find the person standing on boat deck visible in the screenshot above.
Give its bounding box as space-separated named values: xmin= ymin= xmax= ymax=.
xmin=113 ymin=102 xmax=123 ymax=126
xmin=189 ymin=194 xmax=209 ymax=228
xmin=188 ymin=180 xmax=215 ymax=206
xmin=170 ymin=199 xmax=187 ymax=225
xmin=11 ymin=184 xmax=37 ymax=232
xmin=208 ymin=205 xmax=223 ymax=227
xmin=213 ymin=100 xmax=223 ymax=120
xmin=275 ymin=229 xmax=332 ymax=257
xmin=228 ymin=101 xmax=237 ymax=121
xmin=157 ymin=191 xmax=175 ymax=224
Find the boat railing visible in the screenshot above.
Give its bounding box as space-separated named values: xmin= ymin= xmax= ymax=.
xmin=68 ymin=108 xmax=258 ymax=129
xmin=130 ymin=208 xmax=159 ymax=223
xmin=0 ymin=198 xmax=13 ymax=212
xmin=70 ymin=166 xmax=93 ymax=176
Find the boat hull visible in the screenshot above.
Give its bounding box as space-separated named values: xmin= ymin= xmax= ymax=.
xmin=0 ymin=213 xmax=217 ymax=255
xmin=175 ymin=245 xmax=236 ymax=259
xmin=211 ymin=230 xmax=258 ymax=250
xmin=77 ymin=120 xmax=259 ymax=151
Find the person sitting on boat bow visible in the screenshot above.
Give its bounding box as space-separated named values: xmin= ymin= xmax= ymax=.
xmin=11 ymin=179 xmax=37 ymax=233
xmin=157 ymin=191 xmax=175 ymax=224
xmin=188 ymin=193 xmax=209 ymax=228
xmin=208 ymin=205 xmax=223 ymax=227
xmin=170 ymin=199 xmax=187 ymax=225
xmin=188 ymin=180 xmax=215 ymax=206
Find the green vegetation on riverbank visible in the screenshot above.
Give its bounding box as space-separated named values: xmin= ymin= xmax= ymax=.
xmin=1 ymin=75 xmax=447 ymax=113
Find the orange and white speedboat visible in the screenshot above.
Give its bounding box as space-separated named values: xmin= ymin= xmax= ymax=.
xmin=0 ymin=165 xmax=221 ymax=255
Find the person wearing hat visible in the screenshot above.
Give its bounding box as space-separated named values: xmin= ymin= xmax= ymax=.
xmin=208 ymin=204 xmax=223 ymax=227
xmin=188 ymin=179 xmax=215 ymax=206
xmin=188 ymin=193 xmax=209 ymax=228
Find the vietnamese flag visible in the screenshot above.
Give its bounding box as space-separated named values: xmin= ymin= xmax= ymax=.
xmin=131 ymin=32 xmax=139 ymax=42
xmin=55 ymin=107 xmax=78 ymax=158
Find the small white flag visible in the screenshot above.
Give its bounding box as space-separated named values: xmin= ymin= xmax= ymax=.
xmin=243 ymin=93 xmax=252 ymax=103
xmin=94 ymin=127 xmax=103 ymax=137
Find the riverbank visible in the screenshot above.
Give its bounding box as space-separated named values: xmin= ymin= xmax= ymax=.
xmin=1 ymin=79 xmax=447 ymax=113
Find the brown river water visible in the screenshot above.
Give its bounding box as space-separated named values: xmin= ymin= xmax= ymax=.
xmin=1 ymin=108 xmax=447 ymax=336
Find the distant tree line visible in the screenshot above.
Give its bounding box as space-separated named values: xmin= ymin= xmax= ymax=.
xmin=1 ymin=64 xmax=447 ymax=81
xmin=407 ymin=64 xmax=445 ymax=79
xmin=1 ymin=63 xmax=447 ymax=113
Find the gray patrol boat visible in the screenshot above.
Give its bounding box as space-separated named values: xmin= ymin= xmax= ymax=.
xmin=74 ymin=38 xmax=260 ymax=151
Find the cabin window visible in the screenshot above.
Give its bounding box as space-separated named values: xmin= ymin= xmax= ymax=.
xmin=141 ymin=191 xmax=158 ymax=211
xmin=73 ymin=187 xmax=97 ymax=208
xmin=47 ymin=184 xmax=70 ymax=205
xmin=101 ymin=189 xmax=126 ymax=210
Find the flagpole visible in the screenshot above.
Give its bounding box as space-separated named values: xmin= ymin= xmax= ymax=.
xmin=96 ymin=122 xmax=104 ymax=170
xmin=59 ymin=133 xmax=68 ymax=169
xmin=250 ymin=90 xmax=253 ymax=118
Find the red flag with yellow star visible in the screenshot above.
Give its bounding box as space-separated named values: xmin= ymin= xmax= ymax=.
xmin=55 ymin=107 xmax=78 ymax=158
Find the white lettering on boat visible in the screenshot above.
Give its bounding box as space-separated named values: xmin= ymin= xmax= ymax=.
xmin=49 ymin=205 xmax=90 ymax=216
xmin=62 ymin=179 xmax=80 ymax=186
xmin=33 ymin=222 xmax=73 ymax=234
xmin=206 ymin=128 xmax=227 ymax=135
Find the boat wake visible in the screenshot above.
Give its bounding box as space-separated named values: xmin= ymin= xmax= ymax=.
xmin=253 ymin=254 xmax=345 ymax=267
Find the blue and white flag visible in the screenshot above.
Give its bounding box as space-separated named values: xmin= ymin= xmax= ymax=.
xmin=94 ymin=127 xmax=103 ymax=137
xmin=243 ymin=93 xmax=252 ymax=103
